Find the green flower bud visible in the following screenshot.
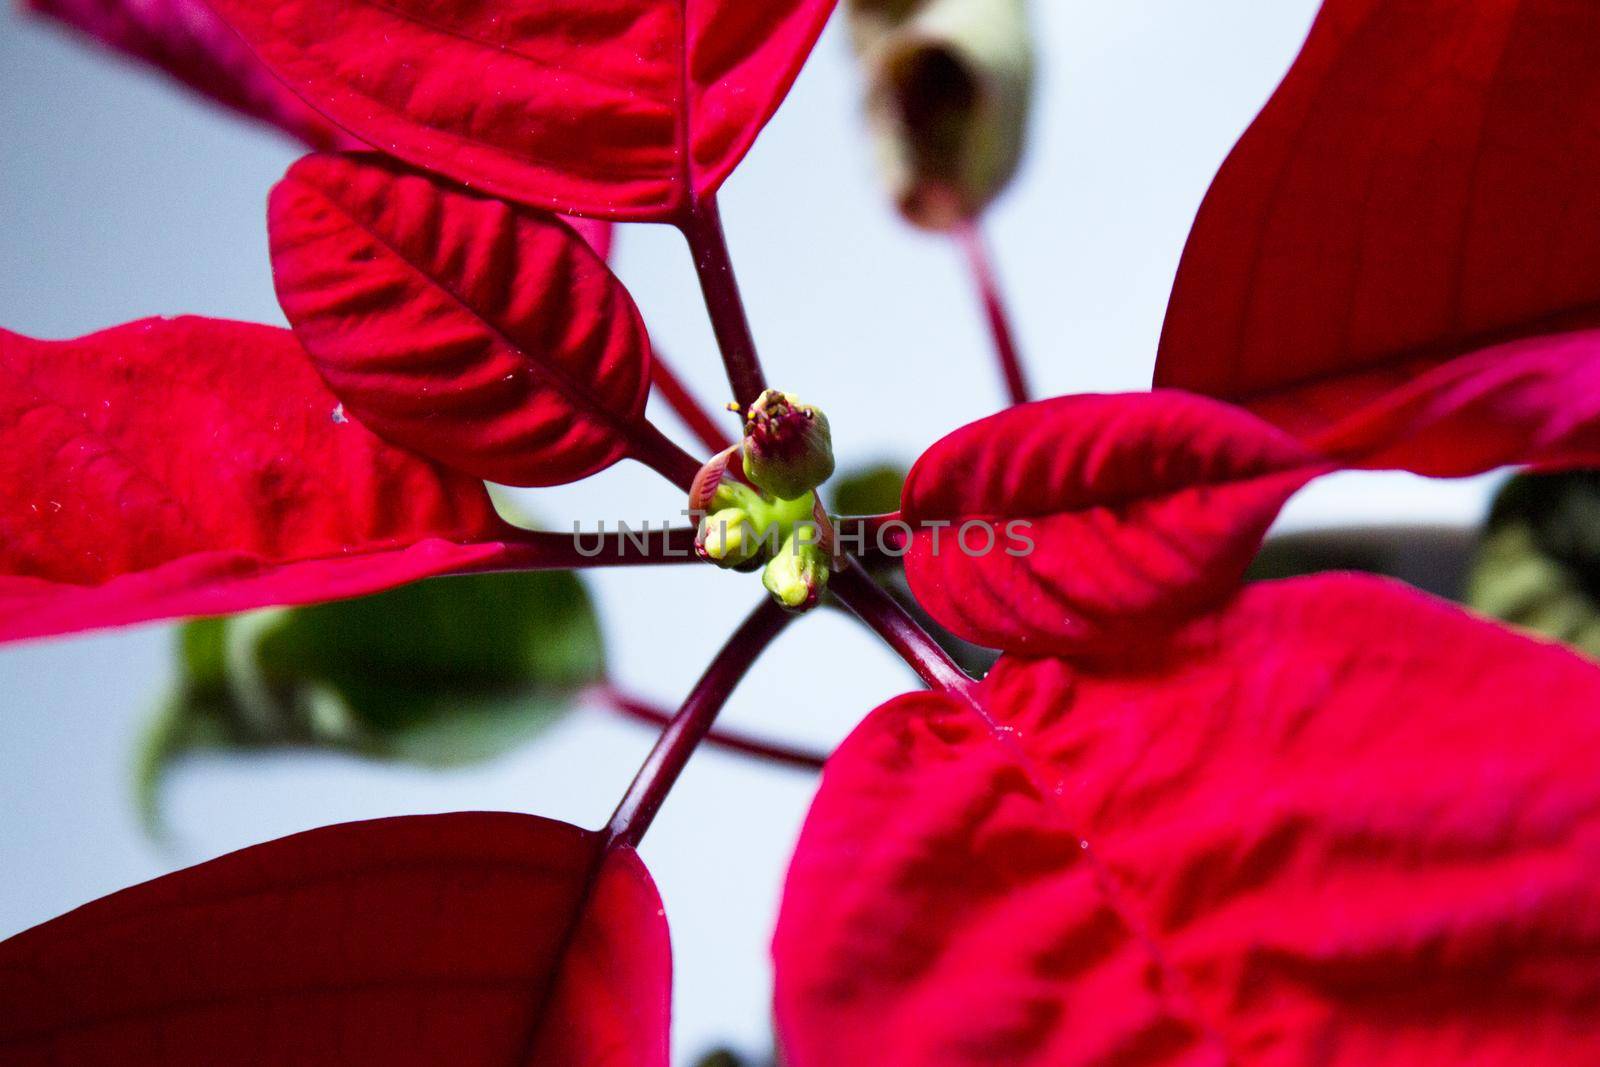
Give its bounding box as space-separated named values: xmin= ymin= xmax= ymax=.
xmin=847 ymin=0 xmax=1034 ymax=230
xmin=696 ymin=507 xmax=764 ymax=569
xmin=741 ymin=389 xmax=835 ymax=501
xmin=762 ymin=530 xmax=831 ymax=612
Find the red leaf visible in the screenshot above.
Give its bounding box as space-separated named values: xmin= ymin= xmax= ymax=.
xmin=0 ymin=812 xmax=670 ymax=1065
xmin=27 ymin=0 xmax=608 ymax=251
xmin=27 ymin=0 xmax=354 ymax=149
xmin=269 ymin=153 xmax=665 ymax=488
xmin=775 ymin=574 xmax=1600 ymax=1067
xmin=0 ymin=316 xmax=525 ymax=644
xmin=900 ymin=393 xmax=1328 ymax=655
xmin=203 ymin=0 xmax=836 ymax=220
xmin=569 ymin=217 xmax=616 ymax=263
xmin=1156 ymin=0 xmax=1600 ymax=446
xmin=1302 ymin=327 xmax=1600 ymax=475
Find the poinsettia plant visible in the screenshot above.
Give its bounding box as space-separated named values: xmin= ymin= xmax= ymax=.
xmin=6 ymin=0 xmax=1600 ymax=1063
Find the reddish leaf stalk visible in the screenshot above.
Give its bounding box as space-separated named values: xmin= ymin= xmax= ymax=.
xmin=604 ymin=599 xmax=793 ymax=849
xmin=955 ymin=220 xmax=1030 ymax=405
xmin=456 ymin=526 xmax=705 ymax=573
xmin=631 ymin=419 xmax=704 ymax=490
xmin=650 ymin=347 xmax=735 ymax=454
xmin=831 ymin=559 xmax=977 ymax=696
xmin=680 ymin=196 xmax=769 ymax=412
xmin=590 ymin=684 xmax=826 ymax=771
xmin=837 ymin=513 xmax=911 ymax=556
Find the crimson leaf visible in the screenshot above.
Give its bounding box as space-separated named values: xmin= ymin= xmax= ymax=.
xmin=1156 ymin=0 xmax=1600 ymax=457
xmin=0 ymin=812 xmax=669 ymax=1064
xmin=776 ymin=574 xmax=1600 ymax=1065
xmin=204 ymin=0 xmax=837 ymax=220
xmin=902 ymin=358 xmax=1600 ymax=656
xmin=268 ymin=153 xmax=685 ymax=488
xmin=0 ymin=316 xmax=559 ymax=645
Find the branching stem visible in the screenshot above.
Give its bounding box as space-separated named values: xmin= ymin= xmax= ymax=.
xmin=457 ymin=526 xmax=703 ymax=573
xmin=632 ymin=419 xmax=704 ymax=490
xmin=590 ymin=684 xmax=826 ymax=771
xmin=680 ymin=196 xmax=768 ymax=412
xmin=831 ymin=558 xmax=977 ymax=697
xmin=955 ymin=220 xmax=1030 ymax=406
xmin=650 ymin=348 xmax=734 ymax=454
xmin=603 ymin=599 xmax=793 ymax=849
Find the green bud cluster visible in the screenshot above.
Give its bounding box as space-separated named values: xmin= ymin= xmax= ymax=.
xmin=694 ymin=390 xmax=838 ymax=611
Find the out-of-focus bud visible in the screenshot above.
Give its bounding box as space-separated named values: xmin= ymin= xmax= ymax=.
xmin=846 ymin=0 xmax=1033 ymax=230
xmin=741 ymin=390 xmax=835 ymax=501
xmin=762 ymin=530 xmax=831 ymax=612
xmin=696 ymin=507 xmax=764 ymax=569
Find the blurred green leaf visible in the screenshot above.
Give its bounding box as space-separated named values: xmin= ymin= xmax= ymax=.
xmin=829 ymin=461 xmax=906 ymax=516
xmin=140 ymin=568 xmax=604 ymax=827
xmin=1465 ymin=471 xmax=1600 ymax=659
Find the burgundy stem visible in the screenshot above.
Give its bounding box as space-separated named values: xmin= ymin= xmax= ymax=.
xmin=449 ymin=526 xmax=702 ymax=575
xmin=603 ymin=599 xmax=793 ymax=849
xmin=831 ymin=558 xmax=977 ymax=696
xmin=591 ymin=684 xmax=826 ymax=772
xmin=835 ymin=513 xmax=911 ymax=557
xmin=680 ymin=196 xmax=768 ymax=412
xmin=632 ymin=419 xmax=704 ymax=490
xmin=955 ymin=220 xmax=1030 ymax=406
xmin=650 ymin=348 xmax=735 ymax=454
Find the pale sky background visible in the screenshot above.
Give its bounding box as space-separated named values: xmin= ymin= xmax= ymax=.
xmin=0 ymin=2 xmax=1498 ymax=1061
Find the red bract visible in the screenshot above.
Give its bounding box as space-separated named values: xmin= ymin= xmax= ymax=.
xmin=0 ymin=812 xmax=670 ymax=1065
xmin=27 ymin=0 xmax=353 ymax=149
xmin=901 ymin=392 xmax=1327 ymax=655
xmin=0 ymin=317 xmax=526 ymax=644
xmin=775 ymin=574 xmax=1600 ymax=1066
xmin=203 ymin=0 xmax=836 ymax=220
xmin=1157 ymin=0 xmax=1600 ymax=445
xmin=269 ymin=153 xmax=678 ymax=488
xmin=904 ymin=335 xmax=1600 ymax=654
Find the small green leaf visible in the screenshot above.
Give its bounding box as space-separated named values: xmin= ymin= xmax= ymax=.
xmin=140 ymin=568 xmax=604 ymax=828
xmin=829 ymin=462 xmax=907 ymax=516
xmin=1465 ymin=471 xmax=1600 ymax=659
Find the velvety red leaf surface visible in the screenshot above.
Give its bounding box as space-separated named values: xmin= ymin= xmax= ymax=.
xmin=0 ymin=316 xmax=519 ymax=644
xmin=27 ymin=0 xmax=353 ymax=149
xmin=1156 ymin=0 xmax=1600 ymax=445
xmin=775 ymin=574 xmax=1600 ymax=1067
xmin=904 ymin=349 xmax=1600 ymax=655
xmin=900 ymin=393 xmax=1330 ymax=655
xmin=0 ymin=812 xmax=670 ymax=1065
xmin=270 ymin=153 xmax=656 ymax=488
xmin=27 ymin=0 xmax=609 ymax=252
xmin=204 ymin=0 xmax=836 ymax=220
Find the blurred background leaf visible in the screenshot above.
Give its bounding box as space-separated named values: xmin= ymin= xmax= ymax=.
xmin=139 ymin=567 xmax=604 ymax=828
xmin=1465 ymin=471 xmax=1600 ymax=659
xmin=1246 ymin=525 xmax=1475 ymax=601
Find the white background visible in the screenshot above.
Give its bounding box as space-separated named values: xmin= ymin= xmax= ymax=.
xmin=0 ymin=2 xmax=1496 ymax=1060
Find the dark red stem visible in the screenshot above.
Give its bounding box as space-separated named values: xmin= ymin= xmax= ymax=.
xmin=651 ymin=348 xmax=734 ymax=454
xmin=455 ymin=525 xmax=702 ymax=574
xmin=632 ymin=419 xmax=703 ymax=490
xmin=603 ymin=599 xmax=793 ymax=849
xmin=591 ymin=684 xmax=826 ymax=772
xmin=955 ymin=220 xmax=1030 ymax=406
xmin=831 ymin=558 xmax=977 ymax=696
xmin=680 ymin=196 xmax=768 ymax=413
